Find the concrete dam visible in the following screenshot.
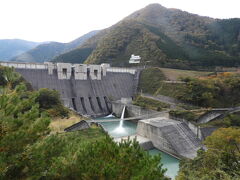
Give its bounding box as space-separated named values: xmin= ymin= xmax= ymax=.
xmin=0 ymin=62 xmax=138 ymax=117
xmin=1 ymin=61 xmax=203 ymax=162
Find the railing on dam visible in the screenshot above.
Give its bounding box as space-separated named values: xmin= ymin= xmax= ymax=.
xmin=0 ymin=61 xmax=49 ymax=69
xmin=107 ymin=67 xmax=136 ymax=74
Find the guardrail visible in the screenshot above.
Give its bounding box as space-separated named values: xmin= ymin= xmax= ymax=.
xmin=107 ymin=67 xmax=136 ymax=74
xmin=0 ymin=61 xmax=48 ymax=69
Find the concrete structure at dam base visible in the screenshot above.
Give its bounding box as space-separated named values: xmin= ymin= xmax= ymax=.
xmin=112 ymin=101 xmax=203 ymax=159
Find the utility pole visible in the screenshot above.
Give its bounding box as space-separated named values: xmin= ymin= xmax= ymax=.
xmin=144 ymin=61 xmax=151 ymax=69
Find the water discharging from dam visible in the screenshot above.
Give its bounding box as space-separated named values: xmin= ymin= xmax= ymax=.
xmin=113 ymin=106 xmax=126 ymax=134
xmin=95 ymin=116 xmax=136 ymax=138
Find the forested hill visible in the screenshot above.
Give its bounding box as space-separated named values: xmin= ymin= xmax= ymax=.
xmin=55 ymin=4 xmax=240 ymax=69
xmin=11 ymin=30 xmax=99 ymax=63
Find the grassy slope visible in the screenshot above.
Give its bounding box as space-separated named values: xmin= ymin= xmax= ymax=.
xmin=133 ymin=95 xmax=170 ymax=111
xmin=58 ymin=127 xmax=106 ymax=142
xmin=169 ymin=109 xmax=208 ymax=122
xmin=50 ymin=111 xmax=88 ymax=133
xmin=139 ymin=67 xmax=211 ymax=98
xmin=159 ymin=68 xmax=211 ymax=81
xmin=155 ymin=82 xmax=187 ymax=98
xmin=138 ymin=67 xmax=166 ymax=94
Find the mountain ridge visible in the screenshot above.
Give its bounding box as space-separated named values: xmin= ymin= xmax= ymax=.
xmin=0 ymin=39 xmax=42 ymax=61
xmin=54 ymin=3 xmax=240 ymax=69
xmin=11 ymin=30 xmax=99 ymax=63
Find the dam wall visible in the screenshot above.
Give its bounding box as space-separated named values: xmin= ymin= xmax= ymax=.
xmin=1 ymin=62 xmax=137 ymax=117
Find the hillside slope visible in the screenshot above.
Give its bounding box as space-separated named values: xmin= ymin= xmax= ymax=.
xmin=0 ymin=39 xmax=40 ymax=61
xmin=52 ymin=30 xmax=107 ymax=63
xmin=56 ymin=4 xmax=240 ymax=69
xmin=12 ymin=30 xmax=99 ymax=63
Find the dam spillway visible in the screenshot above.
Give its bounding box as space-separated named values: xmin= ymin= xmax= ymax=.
xmin=0 ymin=62 xmax=138 ymax=117
xmin=137 ymin=117 xmax=202 ymax=159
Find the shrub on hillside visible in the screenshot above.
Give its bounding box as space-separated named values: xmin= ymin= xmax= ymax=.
xmin=222 ymin=113 xmax=240 ymax=127
xmin=36 ymin=88 xmax=69 ymax=118
xmin=169 ymin=110 xmax=206 ymax=122
xmin=133 ymin=95 xmax=170 ymax=111
xmin=0 ymin=66 xmax=8 ymax=86
xmin=23 ymin=134 xmax=167 ymax=179
xmin=37 ymin=88 xmax=61 ymax=109
xmin=176 ymin=128 xmax=240 ymax=180
xmin=46 ymin=104 xmax=69 ymax=118
xmin=0 ymin=66 xmax=32 ymax=90
xmin=179 ymin=73 xmax=240 ymax=107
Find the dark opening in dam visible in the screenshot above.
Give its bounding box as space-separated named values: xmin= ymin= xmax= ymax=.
xmin=72 ymin=98 xmax=77 ymax=111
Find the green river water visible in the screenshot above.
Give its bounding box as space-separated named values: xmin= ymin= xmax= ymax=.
xmin=95 ymin=116 xmax=179 ymax=179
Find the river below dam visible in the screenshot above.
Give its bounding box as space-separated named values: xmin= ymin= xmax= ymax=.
xmin=95 ymin=116 xmax=180 ymax=179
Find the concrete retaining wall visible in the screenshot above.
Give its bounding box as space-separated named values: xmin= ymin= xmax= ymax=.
xmin=112 ymin=102 xmax=164 ymax=118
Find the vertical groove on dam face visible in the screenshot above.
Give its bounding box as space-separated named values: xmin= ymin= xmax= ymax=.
xmin=104 ymin=96 xmax=111 ymax=113
xmin=72 ymin=98 xmax=77 ymax=111
xmin=15 ymin=68 xmax=135 ymax=117
xmin=96 ymin=97 xmax=103 ymax=111
xmin=88 ymin=97 xmax=95 ymax=113
xmin=80 ymin=97 xmax=87 ymax=114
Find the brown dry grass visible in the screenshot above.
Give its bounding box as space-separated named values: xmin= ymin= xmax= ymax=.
xmin=159 ymin=68 xmax=212 ymax=81
xmin=49 ymin=111 xmax=88 ymax=133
